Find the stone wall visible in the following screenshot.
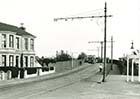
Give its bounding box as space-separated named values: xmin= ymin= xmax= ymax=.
xmin=54 ymin=60 xmax=83 ymax=73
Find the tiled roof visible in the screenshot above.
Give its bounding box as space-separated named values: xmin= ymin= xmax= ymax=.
xmin=0 ymin=22 xmax=36 ymax=37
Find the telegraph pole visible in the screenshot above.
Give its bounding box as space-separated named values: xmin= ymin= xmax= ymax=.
xmin=87 ymin=48 xmax=100 ymax=58
xmin=97 ymin=47 xmax=100 ymax=58
xmin=102 ymin=2 xmax=107 ymax=82
xmin=101 ymin=41 xmax=103 ymax=63
xmin=111 ymin=36 xmax=113 ymax=70
xmin=88 ymin=41 xmax=103 ymax=63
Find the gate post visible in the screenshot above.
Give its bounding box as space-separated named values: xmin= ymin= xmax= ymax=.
xmin=138 ymin=59 xmax=140 ymax=82
xmin=7 ymin=70 xmax=12 ymax=80
xmin=127 ymin=57 xmax=129 ymax=82
xmin=131 ymin=59 xmax=134 ymax=82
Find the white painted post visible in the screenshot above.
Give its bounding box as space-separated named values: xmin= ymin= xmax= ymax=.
xmin=7 ymin=70 xmax=12 ymax=80
xmin=18 ymin=70 xmax=20 ymax=79
xmin=127 ymin=57 xmax=129 ymax=82
xmin=1 ymin=71 xmax=5 ymax=80
xmin=24 ymin=70 xmax=27 ymax=78
xmin=4 ymin=72 xmax=7 ymax=80
xmin=131 ymin=59 xmax=134 ymax=82
xmin=139 ymin=59 xmax=140 ymax=82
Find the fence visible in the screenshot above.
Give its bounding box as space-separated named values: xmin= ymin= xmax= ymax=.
xmin=0 ymin=66 xmax=55 ymax=80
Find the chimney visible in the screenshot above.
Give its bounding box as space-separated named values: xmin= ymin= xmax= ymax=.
xmin=19 ymin=23 xmax=26 ymax=30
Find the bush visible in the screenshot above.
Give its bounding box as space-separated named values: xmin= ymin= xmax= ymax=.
xmin=55 ymin=50 xmax=71 ymax=62
xmin=26 ymin=68 xmax=37 ymax=74
xmin=42 ymin=67 xmax=49 ymax=72
xmin=113 ymin=60 xmax=124 ymax=74
xmin=50 ymin=67 xmax=54 ymax=70
xmin=77 ymin=52 xmax=87 ymax=60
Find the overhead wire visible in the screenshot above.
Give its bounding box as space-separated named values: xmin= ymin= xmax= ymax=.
xmin=65 ymin=9 xmax=104 ymax=18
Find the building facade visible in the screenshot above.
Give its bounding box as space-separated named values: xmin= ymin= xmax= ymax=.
xmin=0 ymin=22 xmax=36 ymax=68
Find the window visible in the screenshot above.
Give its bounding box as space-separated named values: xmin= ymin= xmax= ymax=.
xmin=30 ymin=56 xmax=34 ymax=67
xmin=30 ymin=39 xmax=34 ymax=50
xmin=16 ymin=37 xmax=20 ymax=49
xmin=24 ymin=38 xmax=28 ymax=50
xmin=16 ymin=56 xmax=19 ymax=67
xmin=2 ymin=34 xmax=6 ymax=48
xmin=24 ymin=56 xmax=28 ymax=67
xmin=9 ymin=55 xmax=14 ymax=66
xmin=9 ymin=35 xmax=14 ymax=48
xmin=2 ymin=55 xmax=6 ymax=66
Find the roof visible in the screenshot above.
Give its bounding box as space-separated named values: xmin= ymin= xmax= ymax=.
xmin=0 ymin=22 xmax=36 ymax=38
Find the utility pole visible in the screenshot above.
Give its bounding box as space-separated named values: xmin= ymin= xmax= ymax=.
xmin=71 ymin=52 xmax=73 ymax=69
xmin=111 ymin=36 xmax=113 ymax=70
xmin=102 ymin=2 xmax=107 ymax=82
xmin=101 ymin=41 xmax=103 ymax=63
xmin=97 ymin=47 xmax=100 ymax=58
xmin=89 ymin=40 xmax=114 ymax=61
xmin=87 ymin=47 xmax=100 ymax=58
xmin=88 ymin=41 xmax=103 ymax=63
xmin=54 ymin=2 xmax=112 ymax=82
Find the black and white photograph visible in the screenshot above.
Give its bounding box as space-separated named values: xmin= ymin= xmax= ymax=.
xmin=0 ymin=0 xmax=140 ymax=99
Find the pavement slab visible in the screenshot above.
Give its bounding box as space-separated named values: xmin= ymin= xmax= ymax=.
xmin=79 ymin=64 xmax=140 ymax=99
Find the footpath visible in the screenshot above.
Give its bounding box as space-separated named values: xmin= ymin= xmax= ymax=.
xmin=80 ymin=64 xmax=140 ymax=99
xmin=0 ymin=63 xmax=93 ymax=88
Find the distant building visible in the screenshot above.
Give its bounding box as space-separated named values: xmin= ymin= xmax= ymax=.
xmin=0 ymin=22 xmax=36 ymax=68
xmin=85 ymin=55 xmax=96 ymax=64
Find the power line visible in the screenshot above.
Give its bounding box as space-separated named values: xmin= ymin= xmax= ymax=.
xmin=54 ymin=2 xmax=113 ymax=82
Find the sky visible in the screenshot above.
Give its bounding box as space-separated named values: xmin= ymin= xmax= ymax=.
xmin=0 ymin=0 xmax=139 ymax=59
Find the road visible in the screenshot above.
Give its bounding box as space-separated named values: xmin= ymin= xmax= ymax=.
xmin=0 ymin=63 xmax=102 ymax=99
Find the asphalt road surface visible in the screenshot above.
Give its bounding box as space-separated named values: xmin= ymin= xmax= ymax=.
xmin=0 ymin=63 xmax=102 ymax=99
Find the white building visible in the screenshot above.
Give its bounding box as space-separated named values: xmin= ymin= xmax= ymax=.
xmin=0 ymin=22 xmax=55 ymax=80
xmin=0 ymin=22 xmax=36 ymax=68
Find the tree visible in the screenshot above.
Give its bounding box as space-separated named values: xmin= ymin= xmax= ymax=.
xmin=77 ymin=52 xmax=87 ymax=60
xmin=55 ymin=50 xmax=71 ymax=61
xmin=36 ymin=56 xmax=56 ymax=67
xmin=43 ymin=58 xmax=56 ymax=66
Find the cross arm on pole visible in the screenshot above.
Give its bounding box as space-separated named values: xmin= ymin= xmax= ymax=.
xmin=54 ymin=15 xmax=112 ymax=22
xmin=88 ymin=41 xmax=115 ymax=44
